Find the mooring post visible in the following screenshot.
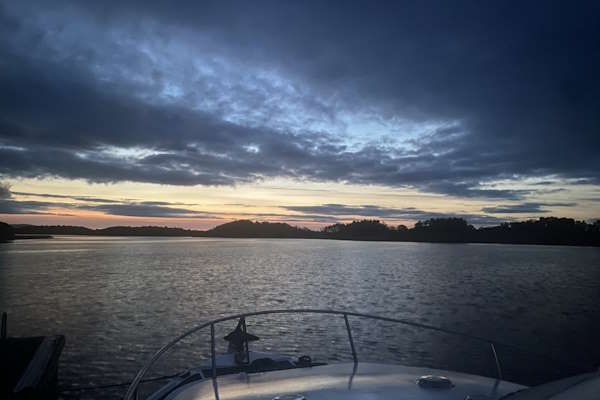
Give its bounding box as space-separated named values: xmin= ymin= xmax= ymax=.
xmin=1 ymin=312 xmax=6 ymax=339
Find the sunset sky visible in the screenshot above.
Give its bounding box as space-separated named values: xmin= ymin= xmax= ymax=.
xmin=1 ymin=1 xmax=599 ymax=229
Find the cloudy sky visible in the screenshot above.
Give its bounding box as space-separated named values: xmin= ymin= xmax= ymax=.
xmin=1 ymin=1 xmax=599 ymax=229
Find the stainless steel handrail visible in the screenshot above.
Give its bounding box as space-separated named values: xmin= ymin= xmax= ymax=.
xmin=123 ymin=308 xmax=587 ymax=400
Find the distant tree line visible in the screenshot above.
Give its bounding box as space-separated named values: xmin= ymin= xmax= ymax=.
xmin=9 ymin=225 xmax=195 ymax=237
xmin=0 ymin=221 xmax=14 ymax=242
xmin=323 ymin=217 xmax=477 ymax=242
xmin=4 ymin=217 xmax=600 ymax=246
xmin=321 ymin=217 xmax=600 ymax=246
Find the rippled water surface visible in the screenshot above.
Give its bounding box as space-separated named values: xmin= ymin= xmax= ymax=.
xmin=1 ymin=236 xmax=599 ymax=398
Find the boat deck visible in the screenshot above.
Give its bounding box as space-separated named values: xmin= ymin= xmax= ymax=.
xmin=164 ymin=362 xmax=526 ymax=400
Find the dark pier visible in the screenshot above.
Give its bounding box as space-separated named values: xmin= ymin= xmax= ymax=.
xmin=0 ymin=313 xmax=65 ymax=399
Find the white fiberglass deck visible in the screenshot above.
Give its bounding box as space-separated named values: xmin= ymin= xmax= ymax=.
xmin=165 ymin=362 xmax=526 ymax=400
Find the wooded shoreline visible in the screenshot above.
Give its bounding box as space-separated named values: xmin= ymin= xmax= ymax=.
xmin=3 ymin=217 xmax=600 ymax=247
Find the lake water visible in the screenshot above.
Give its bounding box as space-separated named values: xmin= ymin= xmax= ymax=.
xmin=1 ymin=236 xmax=599 ymax=399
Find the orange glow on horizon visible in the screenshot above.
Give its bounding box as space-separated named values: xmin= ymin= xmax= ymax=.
xmin=2 ymin=177 xmax=598 ymax=230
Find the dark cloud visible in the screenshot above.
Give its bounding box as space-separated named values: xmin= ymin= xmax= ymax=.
xmin=12 ymin=192 xmax=200 ymax=206
xmin=235 ymin=212 xmax=339 ymax=224
xmin=0 ymin=198 xmax=70 ymax=215
xmin=532 ymin=181 xmax=559 ymax=186
xmin=0 ymin=182 xmax=10 ymax=199
xmin=285 ymin=204 xmax=411 ymax=217
xmin=0 ymin=1 xmax=599 ymax=200
xmin=76 ymin=203 xmax=214 ymax=218
xmin=284 ymin=204 xmax=505 ymax=226
xmin=1 ymin=185 xmax=208 ymax=218
xmin=0 ymin=196 xmax=211 ymax=219
xmin=12 ymin=191 xmax=121 ymax=203
xmin=482 ymin=202 xmax=577 ymax=214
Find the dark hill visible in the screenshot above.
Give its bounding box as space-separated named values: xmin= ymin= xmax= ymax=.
xmin=205 ymin=220 xmax=317 ymax=238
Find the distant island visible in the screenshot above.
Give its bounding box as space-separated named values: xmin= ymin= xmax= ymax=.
xmin=4 ymin=217 xmax=600 ymax=247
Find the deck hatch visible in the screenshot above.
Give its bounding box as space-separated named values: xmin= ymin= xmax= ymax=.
xmin=417 ymin=374 xmax=454 ymax=389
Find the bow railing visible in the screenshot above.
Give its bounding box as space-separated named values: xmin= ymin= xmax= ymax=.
xmin=124 ymin=308 xmax=587 ymax=400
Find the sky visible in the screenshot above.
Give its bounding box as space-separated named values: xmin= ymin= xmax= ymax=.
xmin=0 ymin=0 xmax=599 ymax=229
